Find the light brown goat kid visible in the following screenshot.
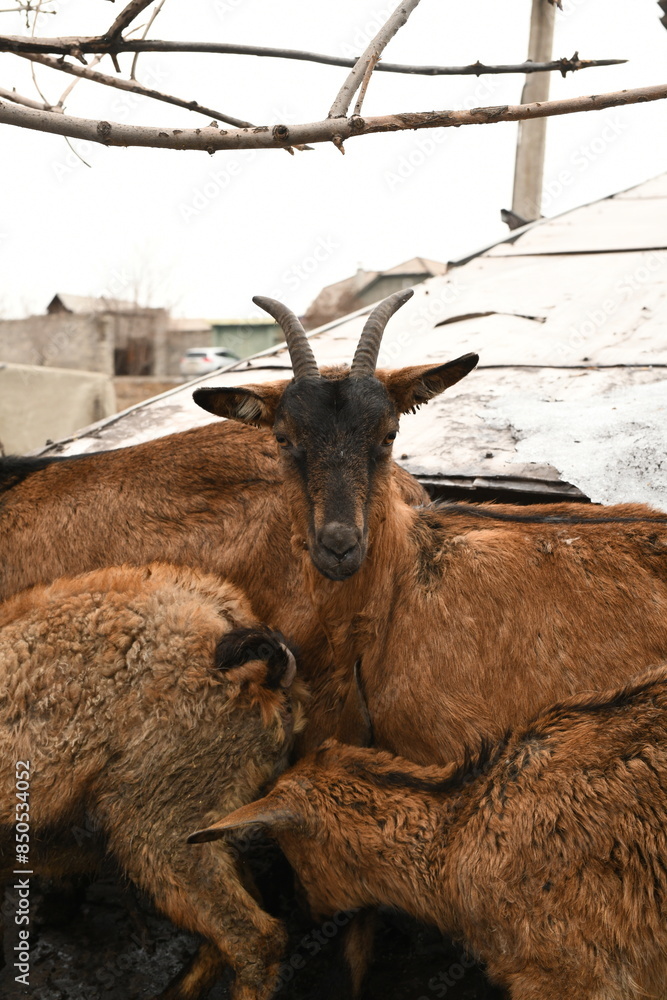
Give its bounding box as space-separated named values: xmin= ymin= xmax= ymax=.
xmin=193 ymin=666 xmax=667 ymax=1000
xmin=0 ymin=563 xmax=306 ymax=1000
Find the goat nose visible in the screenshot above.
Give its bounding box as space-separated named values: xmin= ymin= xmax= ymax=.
xmin=318 ymin=522 xmax=360 ymax=559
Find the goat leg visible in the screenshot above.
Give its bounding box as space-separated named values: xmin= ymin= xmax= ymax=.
xmin=157 ymin=940 xmax=227 ymax=1000
xmin=132 ymin=845 xmax=286 ymax=1000
xmin=310 ymin=909 xmax=376 ymax=1000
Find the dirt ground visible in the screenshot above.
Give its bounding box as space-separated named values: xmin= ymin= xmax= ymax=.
xmin=0 ymin=846 xmax=506 ymax=1000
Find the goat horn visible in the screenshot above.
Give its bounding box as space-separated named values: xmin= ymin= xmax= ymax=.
xmin=350 ymin=288 xmax=414 ymax=378
xmin=253 ymin=296 xmax=319 ymax=380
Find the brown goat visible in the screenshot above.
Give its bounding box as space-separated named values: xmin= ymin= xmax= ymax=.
xmin=0 ymin=563 xmax=306 ymax=1000
xmin=0 ymin=418 xmax=426 ymax=710
xmin=192 ymin=666 xmax=667 ymax=1000
xmin=194 ymin=291 xmax=667 ymax=764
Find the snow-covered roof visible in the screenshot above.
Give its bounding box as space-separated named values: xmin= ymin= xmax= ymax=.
xmin=37 ymin=172 xmax=667 ymax=512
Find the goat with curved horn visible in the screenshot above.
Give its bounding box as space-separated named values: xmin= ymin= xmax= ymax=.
xmin=350 ymin=288 xmax=414 ymax=377
xmin=253 ymin=296 xmax=320 ymax=380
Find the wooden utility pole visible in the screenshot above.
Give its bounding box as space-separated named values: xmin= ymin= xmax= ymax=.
xmin=511 ymin=0 xmax=556 ymax=222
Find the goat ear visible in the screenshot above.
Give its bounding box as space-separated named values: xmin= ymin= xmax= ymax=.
xmin=214 ymin=628 xmax=297 ymax=689
xmin=377 ymin=353 xmax=479 ymax=415
xmin=193 ymin=381 xmax=289 ymax=428
xmin=187 ymin=795 xmax=301 ymax=844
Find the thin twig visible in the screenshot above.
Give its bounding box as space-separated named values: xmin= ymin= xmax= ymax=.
xmin=56 ymin=52 xmax=103 ymax=106
xmin=0 ymin=5 xmax=54 ymax=12
xmin=0 ymin=82 xmax=58 ymax=109
xmin=130 ymin=0 xmax=166 ymax=80
xmin=329 ymin=0 xmax=419 ymax=118
xmin=353 ymin=52 xmax=380 ymax=116
xmin=63 ymin=134 xmax=92 ymax=166
xmin=16 ymin=51 xmax=256 ymax=126
xmin=0 ymin=82 xmax=664 ymax=150
xmin=0 ymin=34 xmax=628 ymax=77
xmin=28 ymin=0 xmax=50 ymax=107
xmin=329 ymin=0 xmax=421 ymax=118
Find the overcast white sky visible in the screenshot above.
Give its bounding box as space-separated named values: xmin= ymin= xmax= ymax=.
xmin=1 ymin=0 xmax=666 ymax=321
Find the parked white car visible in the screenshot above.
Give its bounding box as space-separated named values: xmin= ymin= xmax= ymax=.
xmin=179 ymin=347 xmax=239 ymax=378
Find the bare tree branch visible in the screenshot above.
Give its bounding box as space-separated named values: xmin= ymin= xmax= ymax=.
xmin=1 ymin=82 xmax=665 ymax=151
xmin=353 ymin=52 xmax=379 ymax=117
xmin=329 ymin=0 xmax=422 ymax=118
xmin=16 ymin=51 xmax=256 ymax=127
xmin=0 ymin=34 xmax=626 ymax=77
xmin=56 ymin=19 xmax=160 ymax=109
xmin=56 ymin=52 xmax=103 ymax=106
xmin=130 ymin=0 xmax=166 ymax=79
xmin=0 ymin=4 xmax=54 ymax=13
xmin=105 ymin=0 xmax=154 ymax=43
xmin=0 ymin=82 xmax=59 ymax=109
xmin=27 ymin=0 xmax=52 ymax=107
xmin=103 ymin=0 xmax=155 ymax=70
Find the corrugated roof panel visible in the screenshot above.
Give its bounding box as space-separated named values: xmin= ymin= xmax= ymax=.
xmin=488 ymin=198 xmax=667 ymax=256
xmin=614 ymin=174 xmax=667 ymax=199
xmin=350 ymin=252 xmax=667 ymax=368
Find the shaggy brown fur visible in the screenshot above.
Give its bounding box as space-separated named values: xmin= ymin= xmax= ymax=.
xmin=0 ymin=420 xmax=426 ymax=704
xmin=193 ymin=666 xmax=667 ymax=1000
xmin=302 ymin=485 xmax=667 ymax=762
xmin=0 ymin=563 xmax=306 ymax=1000
xmin=194 ymin=366 xmax=667 ymax=763
xmin=195 ymin=351 xmax=667 ymax=995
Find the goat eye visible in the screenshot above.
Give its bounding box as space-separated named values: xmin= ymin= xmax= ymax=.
xmin=383 ymin=431 xmax=397 ymax=446
xmin=275 ymin=434 xmax=290 ymax=448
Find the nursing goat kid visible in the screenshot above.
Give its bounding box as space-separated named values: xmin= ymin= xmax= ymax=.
xmin=194 ymin=290 xmax=667 ymax=764
xmin=0 ymin=563 xmax=305 ymax=1000
xmin=191 ymin=665 xmax=667 ymax=1000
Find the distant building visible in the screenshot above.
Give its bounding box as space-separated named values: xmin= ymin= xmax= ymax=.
xmin=302 ymin=257 xmax=448 ymax=330
xmin=211 ymin=319 xmax=281 ymax=359
xmin=0 ymin=294 xmax=217 ymax=377
xmin=46 ymin=293 xmax=142 ymax=315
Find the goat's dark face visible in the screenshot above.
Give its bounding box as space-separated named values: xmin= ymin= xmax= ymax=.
xmin=194 ymin=291 xmax=478 ymax=581
xmin=272 ymin=374 xmax=398 ymax=579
